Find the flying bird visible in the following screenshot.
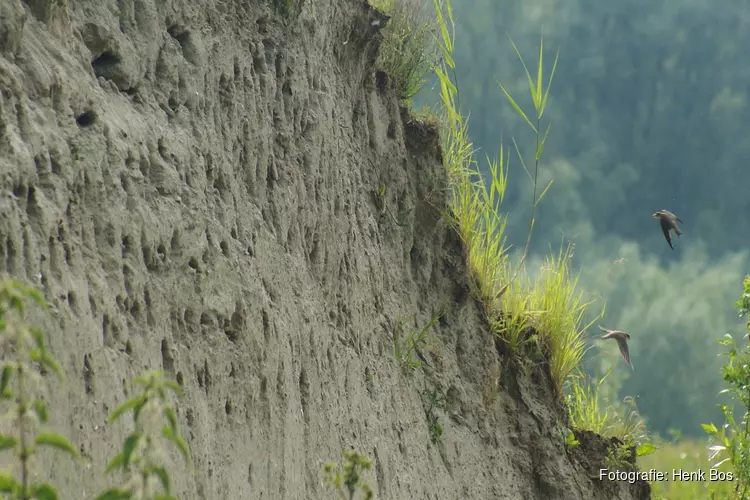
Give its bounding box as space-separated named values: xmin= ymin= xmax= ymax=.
xmin=598 ymin=325 xmax=634 ymax=370
xmin=652 ymin=210 xmax=683 ymax=250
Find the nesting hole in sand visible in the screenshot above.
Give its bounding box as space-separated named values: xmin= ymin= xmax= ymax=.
xmin=75 ymin=110 xmax=97 ymax=127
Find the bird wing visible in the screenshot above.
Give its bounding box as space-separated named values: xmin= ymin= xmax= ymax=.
xmin=659 ymin=218 xmax=674 ymax=250
xmin=615 ymin=336 xmax=633 ymax=370
xmin=597 ymin=325 xmax=608 ymax=333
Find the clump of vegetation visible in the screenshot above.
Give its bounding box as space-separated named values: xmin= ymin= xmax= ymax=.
xmin=0 ymin=280 xmax=79 ymax=499
xmin=0 ymin=278 xmax=190 ymax=499
xmin=499 ymin=244 xmax=595 ymax=387
xmin=605 ymin=442 xmax=635 ymax=470
xmin=431 ymin=0 xmax=594 ymax=395
xmin=421 ymin=388 xmax=445 ymax=445
xmin=369 ymin=0 xmax=440 ymax=101
xmin=566 ymin=370 xmax=651 ymax=453
xmin=323 ymin=450 xmax=375 ymax=500
xmin=96 ymin=370 xmax=192 ymax=500
xmin=392 ymin=311 xmax=442 ymax=376
xmin=701 ymin=275 xmax=750 ymax=499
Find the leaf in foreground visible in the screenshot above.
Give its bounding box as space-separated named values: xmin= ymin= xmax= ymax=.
xmin=635 ymin=442 xmax=657 ymax=456
xmin=35 ymin=432 xmax=79 ymax=457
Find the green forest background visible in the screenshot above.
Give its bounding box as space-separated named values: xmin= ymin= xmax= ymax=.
xmin=418 ymin=0 xmax=750 ymax=440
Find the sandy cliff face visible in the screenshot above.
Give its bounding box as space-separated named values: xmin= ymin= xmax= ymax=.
xmin=0 ymin=0 xmax=651 ymax=498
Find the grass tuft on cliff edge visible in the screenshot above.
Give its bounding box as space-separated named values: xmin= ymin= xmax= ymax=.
xmin=369 ymin=0 xmax=440 ymax=103
xmin=430 ymin=0 xmax=595 ymax=395
xmin=371 ymin=0 xmax=647 ymax=455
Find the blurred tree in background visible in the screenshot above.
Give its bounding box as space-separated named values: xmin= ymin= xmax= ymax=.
xmin=420 ymin=0 xmax=750 ymax=437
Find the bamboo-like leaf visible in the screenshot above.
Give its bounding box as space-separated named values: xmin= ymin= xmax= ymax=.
xmin=536 ymin=121 xmax=553 ymax=161
xmin=540 ymin=48 xmax=560 ymax=119
xmin=446 ymin=76 xmax=458 ymax=99
xmin=702 ymin=423 xmax=718 ymax=434
xmin=106 ymin=432 xmax=141 ymax=473
xmin=164 ymin=379 xmax=182 ymax=396
xmin=35 ymin=432 xmax=79 ymax=458
xmin=149 ymin=465 xmax=171 ymax=493
xmin=0 ymin=435 xmax=17 ymax=452
xmin=511 ymin=138 xmax=531 ymax=182
xmin=435 ymin=37 xmax=455 ymax=69
xmin=162 ymin=426 xmax=190 ymax=463
xmin=105 ymin=452 xmax=125 ymax=474
xmin=433 ymin=0 xmax=451 ymax=53
xmin=535 ymin=180 xmax=553 ymax=205
xmin=108 ymin=394 xmax=147 ymax=425
xmin=498 ymin=84 xmax=537 ymax=133
xmin=536 ymin=36 xmax=544 ymax=113
xmin=507 ymin=36 xmax=538 ymax=110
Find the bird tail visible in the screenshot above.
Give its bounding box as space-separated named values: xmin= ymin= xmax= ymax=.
xmin=675 ymin=226 xmax=682 ymax=237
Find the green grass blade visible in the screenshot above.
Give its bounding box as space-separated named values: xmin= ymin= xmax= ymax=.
xmin=536 ymin=120 xmax=552 ymax=161
xmin=536 ymin=36 xmax=544 ymax=115
xmin=35 ymin=432 xmax=79 ymax=458
xmin=536 ymin=180 xmax=553 ymax=205
xmin=541 ymin=48 xmax=560 ymax=119
xmin=511 ymin=137 xmax=531 ymax=182
xmin=507 ymin=35 xmax=538 ymax=110
xmin=498 ymin=84 xmax=537 ymax=133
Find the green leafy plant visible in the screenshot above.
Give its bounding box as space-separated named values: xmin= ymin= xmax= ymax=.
xmin=322 ymin=450 xmax=375 ymax=500
xmin=499 ymin=244 xmax=597 ymax=388
xmin=561 ymin=426 xmax=580 ymax=448
xmin=421 ymin=388 xmax=445 ymax=445
xmin=370 ymin=0 xmax=440 ymax=101
xmin=605 ymin=442 xmax=634 ymax=470
xmin=392 ymin=312 xmax=442 ymax=376
xmin=95 ymin=370 xmax=191 ymax=500
xmin=701 ymin=275 xmax=750 ymax=499
xmin=0 ymin=280 xmax=78 ymax=499
xmin=566 ymin=370 xmax=651 ymax=452
xmin=494 ymin=35 xmax=558 ymax=297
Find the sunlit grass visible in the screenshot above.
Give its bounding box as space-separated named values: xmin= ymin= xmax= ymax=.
xmin=431 ymin=0 xmax=595 ymax=395
xmin=518 ymin=246 xmax=595 ymax=386
xmin=566 ymin=370 xmax=647 ymax=444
